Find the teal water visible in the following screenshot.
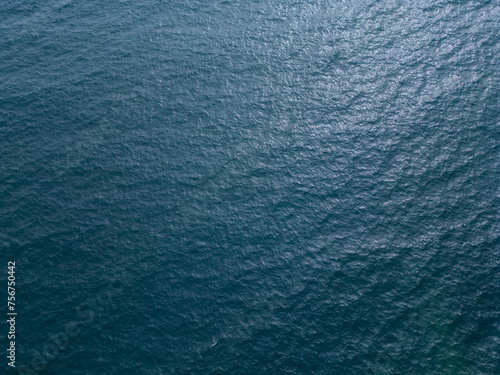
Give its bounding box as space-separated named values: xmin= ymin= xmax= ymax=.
xmin=1 ymin=1 xmax=499 ymax=374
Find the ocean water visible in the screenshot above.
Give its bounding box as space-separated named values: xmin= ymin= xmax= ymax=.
xmin=1 ymin=0 xmax=499 ymax=374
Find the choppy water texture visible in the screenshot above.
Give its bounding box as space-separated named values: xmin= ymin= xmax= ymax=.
xmin=1 ymin=0 xmax=500 ymax=374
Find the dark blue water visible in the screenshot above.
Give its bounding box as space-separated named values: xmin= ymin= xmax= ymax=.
xmin=1 ymin=1 xmax=499 ymax=374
